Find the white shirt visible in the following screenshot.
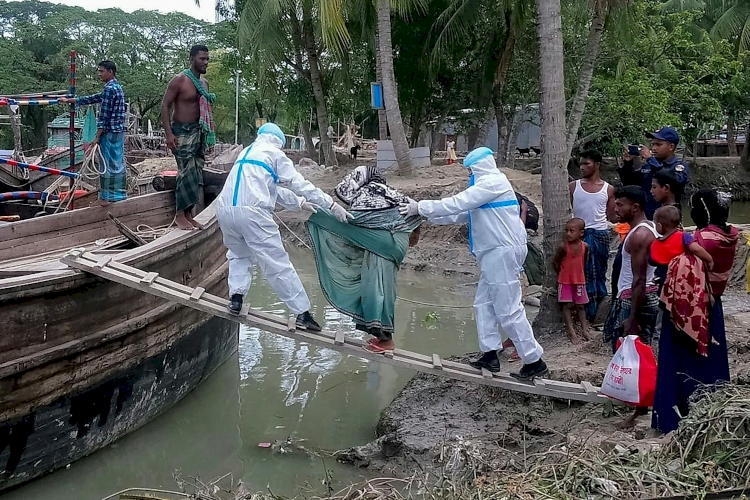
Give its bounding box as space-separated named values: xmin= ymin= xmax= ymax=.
xmin=572 ymin=179 xmax=610 ymax=231
xmin=617 ymin=220 xmax=659 ymax=298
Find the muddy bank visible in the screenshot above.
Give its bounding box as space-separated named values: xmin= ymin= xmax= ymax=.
xmin=337 ymin=362 xmax=602 ymax=477
xmin=272 ymin=161 xmax=750 ymax=489
xmin=335 ymin=301 xmax=750 ymax=483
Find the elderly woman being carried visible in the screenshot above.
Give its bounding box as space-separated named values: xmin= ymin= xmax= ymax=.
xmin=306 ymin=166 xmax=422 ymax=353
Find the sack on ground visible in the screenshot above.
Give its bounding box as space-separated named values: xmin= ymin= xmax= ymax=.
xmin=600 ymin=335 xmax=657 ymax=406
xmin=523 ymin=241 xmax=544 ymax=286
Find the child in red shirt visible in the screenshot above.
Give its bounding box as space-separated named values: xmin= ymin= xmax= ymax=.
xmin=554 ymin=218 xmax=591 ymax=344
xmin=651 ymin=205 xmax=714 ymax=290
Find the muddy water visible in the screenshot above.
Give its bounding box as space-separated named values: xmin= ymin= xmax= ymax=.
xmin=683 ymin=201 xmax=750 ymax=226
xmin=7 ymin=248 xmax=493 ymax=500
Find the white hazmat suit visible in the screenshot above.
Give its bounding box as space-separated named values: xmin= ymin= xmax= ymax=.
xmin=409 ymin=147 xmax=544 ymax=365
xmin=216 ymin=123 xmax=345 ymax=316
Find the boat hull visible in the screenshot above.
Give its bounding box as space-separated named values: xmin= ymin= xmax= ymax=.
xmin=0 ymin=195 xmax=240 ymax=492
xmin=0 ymin=315 xmax=237 ymax=491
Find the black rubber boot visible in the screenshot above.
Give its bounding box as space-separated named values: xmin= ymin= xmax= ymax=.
xmin=510 ymin=359 xmax=548 ymax=381
xmin=469 ymin=350 xmax=501 ymax=373
xmin=227 ymin=294 xmax=243 ymax=315
xmin=296 ymin=311 xmax=322 ymax=332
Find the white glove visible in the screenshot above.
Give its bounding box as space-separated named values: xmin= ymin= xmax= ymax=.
xmin=330 ymin=202 xmax=353 ymax=223
xmin=301 ymin=201 xmax=318 ymax=213
xmin=399 ymin=199 xmax=420 ymax=217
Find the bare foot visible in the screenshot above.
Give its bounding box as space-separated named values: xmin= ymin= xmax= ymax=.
xmin=617 ymin=414 xmax=639 ymax=430
xmin=567 ymin=329 xmax=584 ymax=345
xmin=175 ymin=212 xmax=195 ymax=230
xmin=185 ymin=213 xmax=204 ymax=230
xmin=376 ymin=339 xmax=394 ymax=350
xmin=617 ymin=408 xmax=648 ymax=430
xmin=581 ymin=329 xmax=592 ymax=341
xmin=364 ymin=339 xmax=395 ymax=353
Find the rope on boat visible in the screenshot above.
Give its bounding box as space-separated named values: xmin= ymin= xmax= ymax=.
xmin=79 ymin=143 xmax=109 ymax=180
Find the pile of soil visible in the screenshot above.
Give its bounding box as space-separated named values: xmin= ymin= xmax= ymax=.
xmin=336 ymin=315 xmax=750 ymax=485
xmin=131 ymin=157 xmax=178 ymax=177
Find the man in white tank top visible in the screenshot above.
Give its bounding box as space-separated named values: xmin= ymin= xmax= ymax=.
xmin=569 ymin=149 xmax=615 ymax=322
xmin=603 ymin=185 xmax=660 ymax=428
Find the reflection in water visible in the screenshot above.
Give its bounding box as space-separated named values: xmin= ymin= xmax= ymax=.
xmin=7 ymin=248 xmax=480 ymax=500
xmin=682 ymin=200 xmax=750 ymax=226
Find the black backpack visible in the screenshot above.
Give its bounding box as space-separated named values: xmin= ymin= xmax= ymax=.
xmin=516 ymin=192 xmax=539 ymax=231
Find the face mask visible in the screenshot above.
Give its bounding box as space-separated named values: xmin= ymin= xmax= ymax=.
xmin=469 ymin=173 xmax=475 ymax=187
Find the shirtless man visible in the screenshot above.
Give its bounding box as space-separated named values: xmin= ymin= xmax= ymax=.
xmin=569 ymin=149 xmax=615 ymax=322
xmin=604 ymin=185 xmax=660 ymax=428
xmin=161 ymin=45 xmax=211 ymax=230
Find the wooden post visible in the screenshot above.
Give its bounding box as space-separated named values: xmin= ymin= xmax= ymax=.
xmin=69 ymin=50 xmax=76 ymax=209
xmin=9 ymin=106 xmax=22 ymax=162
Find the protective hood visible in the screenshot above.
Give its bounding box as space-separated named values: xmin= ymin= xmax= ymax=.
xmin=463 ymin=147 xmax=498 ymax=178
xmin=257 ymin=122 xmax=286 ymax=148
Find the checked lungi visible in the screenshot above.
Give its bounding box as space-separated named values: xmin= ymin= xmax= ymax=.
xmin=98 ymin=131 xmax=127 ymax=202
xmin=172 ymin=122 xmax=205 ymax=212
xmin=583 ymin=228 xmax=612 ymax=320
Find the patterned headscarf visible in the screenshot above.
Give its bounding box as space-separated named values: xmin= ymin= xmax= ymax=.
xmin=690 ymin=189 xmax=731 ymax=230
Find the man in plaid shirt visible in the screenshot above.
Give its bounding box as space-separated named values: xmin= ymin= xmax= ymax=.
xmin=60 ymin=60 xmax=128 ymax=206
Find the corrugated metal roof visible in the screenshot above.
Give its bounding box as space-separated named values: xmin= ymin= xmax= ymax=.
xmin=47 ymin=113 xmax=85 ymax=129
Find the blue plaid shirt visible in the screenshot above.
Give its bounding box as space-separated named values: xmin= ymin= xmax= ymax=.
xmin=76 ymin=79 xmax=126 ymax=133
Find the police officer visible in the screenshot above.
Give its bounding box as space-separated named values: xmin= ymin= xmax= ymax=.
xmin=619 ymin=127 xmax=689 ymax=220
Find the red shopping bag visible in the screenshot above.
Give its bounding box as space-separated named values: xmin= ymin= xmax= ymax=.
xmin=600 ymin=335 xmax=657 ymax=407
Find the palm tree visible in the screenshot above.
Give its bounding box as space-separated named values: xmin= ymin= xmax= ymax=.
xmin=661 ymin=0 xmax=750 ymax=159
xmin=564 ymin=0 xmax=608 ymax=157
xmin=377 ymin=0 xmax=415 ymax=175
xmin=535 ymin=0 xmax=573 ymax=326
xmin=568 ymin=1 xmax=643 ymax=159
xmin=314 ymin=0 xmax=426 ymax=175
xmin=375 ymin=30 xmax=388 ymax=141
xmin=662 ymin=0 xmax=750 ymax=51
xmin=238 ymin=0 xmax=337 ymax=166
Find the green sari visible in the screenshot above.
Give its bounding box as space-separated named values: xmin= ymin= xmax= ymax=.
xmin=306 ymin=207 xmax=421 ymax=335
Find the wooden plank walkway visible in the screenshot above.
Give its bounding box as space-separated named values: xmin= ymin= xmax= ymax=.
xmin=61 ymin=248 xmax=620 ymax=406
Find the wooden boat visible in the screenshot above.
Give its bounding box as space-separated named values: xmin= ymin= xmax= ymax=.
xmin=0 ymin=144 xmax=86 ymax=194
xmin=0 ymin=188 xmax=239 ymax=492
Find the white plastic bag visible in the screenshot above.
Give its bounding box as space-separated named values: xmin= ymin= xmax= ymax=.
xmin=600 ymin=335 xmax=657 ymax=406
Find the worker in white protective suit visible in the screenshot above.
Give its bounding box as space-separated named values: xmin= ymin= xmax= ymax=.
xmin=216 ymin=122 xmax=352 ymax=330
xmin=399 ymin=147 xmax=547 ymax=380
